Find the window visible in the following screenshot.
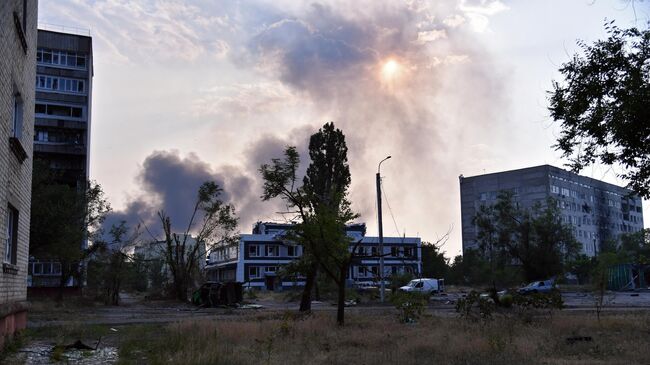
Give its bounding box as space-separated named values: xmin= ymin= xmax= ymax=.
xmin=550 ymin=185 xmax=560 ymax=194
xmin=248 ymin=266 xmax=260 ymax=279
xmin=35 ymin=75 xmax=86 ymax=94
xmin=35 ymin=103 xmax=84 ymax=119
xmin=561 ymin=188 xmax=570 ymax=197
xmin=248 ymin=244 xmax=260 ymax=257
xmin=266 ymin=245 xmax=279 ymax=257
xmin=5 ymin=205 xmax=19 ymax=265
xmin=287 ymin=245 xmax=299 ymax=257
xmin=36 ymin=48 xmax=88 ymax=69
xmin=403 ymin=247 xmax=414 ymax=258
xmin=265 ymin=266 xmax=277 ymax=273
xmin=391 ymin=247 xmax=399 ymax=257
xmin=371 ymin=246 xmax=378 ymax=256
xmin=12 ymin=93 xmax=23 ymax=139
xmin=370 ymin=266 xmax=379 ymax=277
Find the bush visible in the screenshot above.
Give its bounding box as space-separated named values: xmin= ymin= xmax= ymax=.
xmin=455 ymin=291 xmax=495 ymax=322
xmin=391 ymin=291 xmax=428 ymax=323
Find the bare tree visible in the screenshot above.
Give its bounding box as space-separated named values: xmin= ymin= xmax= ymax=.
xmin=157 ymin=182 xmax=238 ymax=302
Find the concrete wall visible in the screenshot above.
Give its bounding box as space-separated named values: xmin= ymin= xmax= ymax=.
xmin=0 ymin=0 xmax=38 ymax=346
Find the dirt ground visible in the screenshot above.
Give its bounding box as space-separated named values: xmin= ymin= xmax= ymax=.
xmin=4 ymin=290 xmax=650 ymax=364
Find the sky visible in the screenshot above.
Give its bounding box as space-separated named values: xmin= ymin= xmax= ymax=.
xmin=38 ymin=0 xmax=649 ymax=257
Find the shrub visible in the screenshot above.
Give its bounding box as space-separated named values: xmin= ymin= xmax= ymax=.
xmin=391 ymin=291 xmax=427 ymax=323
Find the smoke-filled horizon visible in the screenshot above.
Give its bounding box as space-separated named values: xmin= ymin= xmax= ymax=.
xmin=40 ymin=0 xmax=647 ymax=256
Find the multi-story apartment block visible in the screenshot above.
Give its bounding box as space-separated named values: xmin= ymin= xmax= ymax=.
xmin=1 ymin=0 xmax=37 ymax=347
xmin=29 ymin=28 xmax=93 ymax=288
xmin=206 ymin=222 xmax=422 ymax=290
xmin=459 ymin=165 xmax=644 ymax=257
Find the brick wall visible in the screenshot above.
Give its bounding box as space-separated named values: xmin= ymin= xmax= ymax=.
xmin=0 ymin=0 xmax=37 ymax=307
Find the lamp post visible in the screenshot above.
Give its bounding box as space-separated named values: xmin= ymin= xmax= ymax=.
xmin=376 ymin=155 xmax=391 ymax=303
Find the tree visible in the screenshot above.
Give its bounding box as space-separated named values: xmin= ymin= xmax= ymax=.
xmin=30 ymin=161 xmax=111 ymax=299
xmin=619 ymin=228 xmax=650 ymax=264
xmin=549 ymin=23 xmax=650 ymax=198
xmin=87 ymin=221 xmax=142 ymax=305
xmin=260 ymin=122 xmax=358 ymax=325
xmin=157 ymin=181 xmax=238 ymax=302
xmin=473 ymin=192 xmax=580 ymax=282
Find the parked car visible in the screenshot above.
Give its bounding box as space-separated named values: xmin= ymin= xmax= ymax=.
xmin=399 ymin=278 xmax=444 ymax=295
xmin=517 ymin=280 xmax=557 ymax=295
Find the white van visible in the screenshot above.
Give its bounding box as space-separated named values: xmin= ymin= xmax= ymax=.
xmin=399 ymin=278 xmax=445 ymax=295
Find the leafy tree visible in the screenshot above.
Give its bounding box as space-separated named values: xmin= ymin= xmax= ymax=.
xmin=30 ymin=161 xmax=111 ymax=299
xmin=473 ymin=192 xmax=580 ymax=282
xmin=566 ymin=254 xmax=597 ymax=285
xmin=421 ymin=241 xmax=449 ymax=279
xmin=619 ymin=228 xmax=650 ymax=264
xmin=260 ymin=122 xmax=358 ymax=325
xmin=549 ymin=23 xmax=650 ymax=198
xmin=87 ymin=221 xmax=142 ymax=305
xmin=157 ymin=181 xmax=238 ymax=302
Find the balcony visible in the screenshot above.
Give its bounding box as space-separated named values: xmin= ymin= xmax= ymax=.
xmin=34 ymin=143 xmax=87 ymax=155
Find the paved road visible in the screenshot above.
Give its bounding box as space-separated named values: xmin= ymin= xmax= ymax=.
xmin=27 ymin=291 xmax=650 ymax=328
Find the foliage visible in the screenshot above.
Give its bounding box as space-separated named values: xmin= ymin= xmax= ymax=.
xmin=86 ymin=222 xmax=142 ymax=305
xmin=473 ymin=192 xmax=580 ymax=282
xmin=30 ymin=160 xmax=111 ymax=296
xmin=619 ymin=228 xmax=650 ymax=265
xmin=260 ymin=122 xmax=358 ymax=325
xmin=591 ymin=252 xmax=621 ymax=322
xmin=566 ymin=254 xmax=597 ymax=285
xmin=447 ymin=250 xmax=492 ymax=285
xmin=389 ymin=272 xmax=414 ymax=292
xmin=549 ymin=22 xmax=650 ymax=198
xmin=455 ymin=291 xmax=495 ymax=322
xmin=421 ymin=241 xmax=449 ymax=279
xmin=390 ymin=291 xmax=428 ymax=323
xmin=158 ymin=181 xmax=238 ymax=302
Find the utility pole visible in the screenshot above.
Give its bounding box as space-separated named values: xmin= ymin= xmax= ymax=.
xmin=377 ymin=156 xmax=391 ymax=303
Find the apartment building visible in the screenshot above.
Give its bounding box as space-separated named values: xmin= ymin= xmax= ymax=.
xmin=459 ymin=165 xmax=644 ymax=257
xmin=0 ymin=0 xmax=38 ymax=347
xmin=206 ymin=222 xmax=422 ymax=290
xmin=29 ymin=28 xmax=93 ymax=288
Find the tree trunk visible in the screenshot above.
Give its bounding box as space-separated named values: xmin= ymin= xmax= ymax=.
xmin=299 ymin=263 xmax=318 ymax=312
xmin=336 ymin=274 xmax=346 ymax=326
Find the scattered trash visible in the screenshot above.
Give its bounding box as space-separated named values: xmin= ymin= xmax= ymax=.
xmin=110 ymin=328 xmax=118 ymax=332
xmin=344 ymin=300 xmax=357 ymax=307
xmin=311 ymin=301 xmax=323 ymax=304
xmin=238 ymin=304 xmax=264 ymax=309
xmin=566 ymin=336 xmax=593 ymax=345
xmin=630 ymin=293 xmax=639 ymax=297
xmin=65 ymin=339 xmax=98 ymax=351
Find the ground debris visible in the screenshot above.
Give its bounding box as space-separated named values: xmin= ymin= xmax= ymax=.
xmin=566 ymin=336 xmax=593 ymax=345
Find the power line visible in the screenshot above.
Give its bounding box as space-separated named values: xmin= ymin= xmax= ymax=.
xmin=381 ymin=177 xmax=401 ymax=238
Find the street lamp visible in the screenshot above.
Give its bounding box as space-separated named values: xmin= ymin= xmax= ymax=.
xmin=376 ymin=155 xmax=391 ymax=302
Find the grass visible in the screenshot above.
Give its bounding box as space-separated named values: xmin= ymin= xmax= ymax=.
xmin=17 ymin=297 xmax=650 ymax=365
xmin=104 ymin=310 xmax=650 ymax=365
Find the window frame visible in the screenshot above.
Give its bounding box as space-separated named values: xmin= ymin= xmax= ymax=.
xmin=5 ymin=205 xmax=19 ymax=265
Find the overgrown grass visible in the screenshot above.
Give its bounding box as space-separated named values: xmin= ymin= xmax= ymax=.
xmin=111 ymin=311 xmax=650 ymax=365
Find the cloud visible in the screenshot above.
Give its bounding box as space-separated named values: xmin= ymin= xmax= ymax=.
xmin=191 ymin=82 xmax=300 ymax=119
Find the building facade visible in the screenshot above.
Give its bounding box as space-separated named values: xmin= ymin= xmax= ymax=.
xmin=459 ymin=165 xmax=645 ymax=257
xmin=29 ymin=28 xmax=93 ymax=288
xmin=1 ymin=0 xmax=38 ymax=347
xmin=206 ymin=222 xmax=422 ymax=290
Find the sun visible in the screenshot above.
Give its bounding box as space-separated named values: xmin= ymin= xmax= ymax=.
xmin=382 ymin=59 xmax=400 ymax=79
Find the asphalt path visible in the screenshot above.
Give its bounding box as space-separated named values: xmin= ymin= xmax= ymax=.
xmin=27 ymin=291 xmax=650 ymax=328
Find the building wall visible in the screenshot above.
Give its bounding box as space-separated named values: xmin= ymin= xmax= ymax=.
xmin=0 ymin=0 xmax=38 ymax=346
xmin=30 ymin=29 xmax=93 ymax=288
xmin=459 ymin=165 xmax=644 ymax=257
xmin=207 ymin=222 xmax=422 ymax=289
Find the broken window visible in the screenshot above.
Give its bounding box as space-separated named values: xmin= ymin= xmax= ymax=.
xmin=248 ymin=245 xmax=260 ymax=257
xmin=265 ymin=245 xmax=279 ymax=257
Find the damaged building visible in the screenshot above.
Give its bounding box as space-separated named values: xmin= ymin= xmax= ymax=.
xmin=206 ymin=222 xmax=422 ymax=290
